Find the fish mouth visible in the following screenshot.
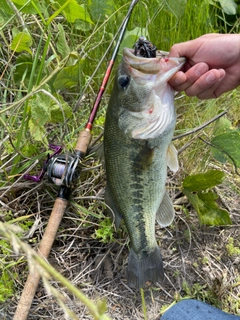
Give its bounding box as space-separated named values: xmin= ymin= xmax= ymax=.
xmin=123 ymin=47 xmax=185 ymax=81
xmin=121 ymin=47 xmax=186 ymax=140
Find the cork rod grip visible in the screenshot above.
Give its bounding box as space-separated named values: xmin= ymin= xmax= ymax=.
xmin=13 ymin=198 xmax=68 ymax=320
xmin=75 ymin=129 xmax=92 ymax=155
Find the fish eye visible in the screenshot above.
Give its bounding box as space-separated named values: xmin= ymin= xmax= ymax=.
xmin=118 ymin=75 xmax=130 ymax=89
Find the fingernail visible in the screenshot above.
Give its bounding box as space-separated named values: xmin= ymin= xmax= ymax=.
xmin=195 ymin=64 xmax=208 ymax=76
xmin=206 ymin=72 xmax=217 ymax=83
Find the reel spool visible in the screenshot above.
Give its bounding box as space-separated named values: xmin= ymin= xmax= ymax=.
xmin=47 ymin=154 xmax=80 ymax=187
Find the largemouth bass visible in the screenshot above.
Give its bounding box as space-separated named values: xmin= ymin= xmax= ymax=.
xmin=104 ymin=46 xmax=185 ymax=289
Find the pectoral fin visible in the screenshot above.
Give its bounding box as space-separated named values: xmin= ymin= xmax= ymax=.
xmin=167 ymin=143 xmax=179 ymax=172
xmin=156 ymin=190 xmax=175 ymax=227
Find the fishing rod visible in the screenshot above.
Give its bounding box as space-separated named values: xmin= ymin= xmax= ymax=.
xmin=13 ymin=1 xmax=139 ymax=319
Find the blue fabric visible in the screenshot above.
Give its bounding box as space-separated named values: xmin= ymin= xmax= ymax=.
xmin=161 ymin=299 xmax=240 ymax=320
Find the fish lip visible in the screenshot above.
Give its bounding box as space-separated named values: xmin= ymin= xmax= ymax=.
xmin=123 ymin=47 xmax=185 ymax=74
xmin=123 ymin=47 xmax=186 ymax=63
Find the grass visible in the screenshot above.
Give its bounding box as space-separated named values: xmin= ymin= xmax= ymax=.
xmin=0 ymin=0 xmax=240 ymax=319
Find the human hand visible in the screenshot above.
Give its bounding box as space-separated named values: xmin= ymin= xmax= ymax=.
xmin=168 ymin=33 xmax=240 ymax=99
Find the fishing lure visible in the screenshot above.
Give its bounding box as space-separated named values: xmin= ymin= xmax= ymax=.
xmin=134 ymin=36 xmax=157 ymax=58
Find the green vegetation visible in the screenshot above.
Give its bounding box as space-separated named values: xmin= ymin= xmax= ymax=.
xmin=182 ymin=170 xmax=231 ymax=225
xmin=0 ymin=240 xmax=15 ymax=302
xmin=94 ymin=217 xmax=115 ymax=243
xmin=226 ymin=237 xmax=240 ymax=256
xmin=0 ymin=0 xmax=240 ymax=319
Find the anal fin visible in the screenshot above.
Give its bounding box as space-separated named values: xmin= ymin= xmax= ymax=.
xmin=156 ymin=190 xmax=175 ymax=227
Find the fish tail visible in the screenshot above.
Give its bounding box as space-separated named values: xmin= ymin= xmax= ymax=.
xmin=127 ymin=246 xmax=164 ymax=289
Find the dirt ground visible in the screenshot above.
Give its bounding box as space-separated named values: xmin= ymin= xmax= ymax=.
xmin=1 ymin=162 xmax=240 ymax=320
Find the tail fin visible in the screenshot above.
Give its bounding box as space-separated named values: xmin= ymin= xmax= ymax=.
xmin=127 ymin=246 xmax=164 ymax=289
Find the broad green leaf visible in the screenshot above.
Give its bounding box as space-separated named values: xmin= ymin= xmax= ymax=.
xmin=0 ymin=9 xmax=11 ymax=26
xmin=88 ymin=0 xmax=115 ymax=22
xmin=184 ymin=190 xmax=231 ymax=226
xmin=56 ymin=23 xmax=70 ymax=59
xmin=218 ymin=0 xmax=237 ymax=15
xmin=47 ymin=0 xmax=72 ymax=25
xmin=13 ymin=53 xmax=33 ymax=84
xmin=0 ymin=1 xmax=14 ymax=26
xmin=11 ymin=0 xmax=42 ymax=14
xmin=163 ymin=0 xmax=187 ymax=17
xmin=29 ymin=92 xmax=51 ymax=127
xmin=53 ymin=60 xmax=84 ymax=90
xmin=28 ymin=90 xmax=53 ymax=142
xmin=211 ymin=131 xmax=240 ymax=168
xmin=211 ymin=146 xmax=228 ymax=164
xmin=13 ymin=52 xmax=45 ymax=87
xmin=56 ymin=0 xmax=93 ymax=24
xmin=182 ymin=170 xmax=225 ymax=192
xmin=11 ymin=0 xmax=31 ymax=5
xmin=1 ymin=0 xmax=14 ymax=15
xmin=10 ymin=32 xmax=32 ymax=54
xmin=28 ymin=89 xmax=72 ymax=140
xmin=50 ymin=96 xmax=72 ymax=123
xmin=28 ymin=119 xmax=48 ymax=143
xmin=74 ymin=18 xmax=93 ymax=31
xmin=212 ymin=117 xmax=231 ymax=137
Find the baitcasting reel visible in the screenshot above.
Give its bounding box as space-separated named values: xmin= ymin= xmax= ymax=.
xmin=24 ymin=144 xmax=81 ymax=188
xmin=47 ymin=153 xmax=80 ymax=187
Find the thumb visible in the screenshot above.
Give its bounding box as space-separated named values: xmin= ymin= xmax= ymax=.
xmin=169 ymin=40 xmax=200 ymax=59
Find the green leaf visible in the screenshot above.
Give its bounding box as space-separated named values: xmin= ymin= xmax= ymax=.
xmin=28 ymin=119 xmax=48 ymax=142
xmin=0 ymin=1 xmax=14 ymax=25
xmin=163 ymin=0 xmax=187 ymax=17
xmin=211 ymin=131 xmax=240 ymax=168
xmin=29 ymin=92 xmax=51 ymax=127
xmin=28 ymin=90 xmax=72 ymax=141
xmin=0 ymin=10 xmax=10 ymax=27
xmin=184 ymin=190 xmax=231 ymax=226
xmin=56 ymin=23 xmax=70 ymax=59
xmin=88 ymin=0 xmax=115 ymax=22
xmin=53 ymin=60 xmax=84 ymax=90
xmin=13 ymin=53 xmax=34 ymax=85
xmin=182 ymin=170 xmax=225 ymax=192
xmin=56 ymin=0 xmax=93 ymax=24
xmin=50 ymin=95 xmax=72 ymax=123
xmin=212 ymin=117 xmax=232 ymax=137
xmin=0 ymin=0 xmax=14 ymax=15
xmin=10 ymin=31 xmax=32 ymax=54
xmin=11 ymin=0 xmax=42 ymax=14
xmin=218 ymin=0 xmax=237 ymax=15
